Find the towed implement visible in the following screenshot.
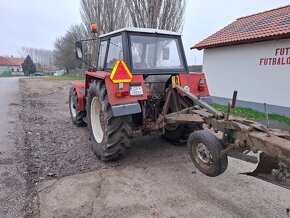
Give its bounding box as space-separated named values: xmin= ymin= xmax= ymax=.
xmin=69 ymin=26 xmax=290 ymax=189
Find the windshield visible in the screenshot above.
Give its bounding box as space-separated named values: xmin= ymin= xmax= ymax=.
xmin=130 ymin=35 xmax=184 ymax=71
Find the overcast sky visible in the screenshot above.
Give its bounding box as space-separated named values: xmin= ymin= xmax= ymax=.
xmin=0 ymin=0 xmax=289 ymax=65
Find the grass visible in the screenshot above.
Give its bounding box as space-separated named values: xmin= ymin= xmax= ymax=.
xmin=211 ymin=103 xmax=290 ymax=126
xmin=44 ymin=74 xmax=84 ymax=81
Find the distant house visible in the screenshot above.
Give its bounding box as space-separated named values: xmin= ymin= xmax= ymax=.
xmin=192 ymin=5 xmax=290 ymax=116
xmin=0 ymin=56 xmax=25 ymax=76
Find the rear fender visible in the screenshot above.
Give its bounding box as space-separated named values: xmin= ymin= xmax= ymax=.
xmin=105 ymin=75 xmax=147 ymax=117
xmin=72 ymin=82 xmax=85 ymax=112
xmin=85 ymin=71 xmax=110 ymax=96
xmin=85 ymin=71 xmax=147 ymax=117
xmin=179 ymin=73 xmax=210 ymax=97
xmin=104 ymin=75 xmax=147 ymax=105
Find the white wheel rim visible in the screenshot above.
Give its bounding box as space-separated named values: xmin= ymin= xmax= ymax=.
xmin=90 ymin=97 xmax=104 ymax=143
xmin=70 ymin=95 xmax=77 ymax=118
xmin=196 ymin=143 xmax=212 ymax=164
xmin=192 ymin=142 xmax=213 ymax=170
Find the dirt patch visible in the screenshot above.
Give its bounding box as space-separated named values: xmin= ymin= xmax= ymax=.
xmin=19 ymin=79 xmax=108 ymax=217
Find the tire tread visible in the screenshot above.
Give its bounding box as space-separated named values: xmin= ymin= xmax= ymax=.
xmin=87 ymin=80 xmax=132 ymax=161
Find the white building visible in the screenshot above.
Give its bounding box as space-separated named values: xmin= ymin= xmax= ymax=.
xmin=192 ymin=5 xmax=290 ymax=116
xmin=0 ymin=56 xmax=25 ymax=76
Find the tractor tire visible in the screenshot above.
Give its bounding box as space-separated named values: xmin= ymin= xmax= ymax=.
xmin=87 ymin=80 xmax=133 ymax=161
xmin=69 ymin=87 xmax=86 ymax=126
xmin=163 ymin=124 xmax=203 ymax=145
xmin=187 ymin=130 xmax=228 ymax=177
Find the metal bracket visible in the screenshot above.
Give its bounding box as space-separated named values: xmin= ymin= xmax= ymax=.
xmin=174 ymin=85 xmax=223 ymax=118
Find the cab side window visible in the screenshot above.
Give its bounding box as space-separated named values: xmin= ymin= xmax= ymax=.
xmin=106 ymin=35 xmax=123 ymax=69
xmin=97 ymin=40 xmax=108 ymax=69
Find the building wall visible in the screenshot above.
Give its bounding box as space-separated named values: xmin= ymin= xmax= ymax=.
xmin=203 ymin=38 xmax=290 ymax=109
xmin=11 ymin=65 xmax=23 ymax=73
xmin=11 ymin=65 xmax=24 ymax=76
xmin=0 ymin=66 xmax=10 ymax=73
xmin=0 ymin=65 xmax=24 ymax=76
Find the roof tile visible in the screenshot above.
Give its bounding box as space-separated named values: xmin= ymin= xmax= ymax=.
xmin=0 ymin=56 xmax=25 ymax=66
xmin=192 ymin=5 xmax=290 ymax=50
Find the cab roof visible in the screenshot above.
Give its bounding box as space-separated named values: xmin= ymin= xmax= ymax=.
xmin=99 ymin=27 xmax=182 ymax=38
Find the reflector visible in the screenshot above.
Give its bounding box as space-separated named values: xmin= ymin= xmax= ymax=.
xmin=110 ymin=60 xmax=133 ymax=83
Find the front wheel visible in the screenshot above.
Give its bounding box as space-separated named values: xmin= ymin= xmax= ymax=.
xmin=187 ymin=130 xmax=228 ymax=177
xmin=87 ymin=80 xmax=133 ymax=161
xmin=69 ymin=87 xmax=86 ymax=126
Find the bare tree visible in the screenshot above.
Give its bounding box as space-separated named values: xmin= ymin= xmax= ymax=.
xmin=125 ymin=0 xmax=187 ymax=32
xmin=20 ymin=47 xmax=54 ymax=66
xmin=53 ymin=24 xmax=85 ymax=72
xmin=80 ymin=0 xmax=186 ymax=34
xmin=80 ymin=0 xmax=128 ymax=35
xmin=80 ymin=0 xmax=129 ymax=65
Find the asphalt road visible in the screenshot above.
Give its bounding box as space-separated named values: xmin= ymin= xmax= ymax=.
xmin=0 ymin=77 xmax=26 ymax=218
xmin=0 ymin=77 xmax=20 ymax=150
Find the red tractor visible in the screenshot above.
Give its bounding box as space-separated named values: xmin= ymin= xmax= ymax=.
xmin=70 ymin=27 xmax=290 ymax=188
xmin=69 ymin=27 xmax=209 ymax=161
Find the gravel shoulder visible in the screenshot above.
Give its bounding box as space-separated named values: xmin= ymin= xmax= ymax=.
xmin=19 ymin=78 xmax=290 ymax=218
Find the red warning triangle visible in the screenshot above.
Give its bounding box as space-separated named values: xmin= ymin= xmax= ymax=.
xmin=110 ymin=60 xmax=132 ymax=83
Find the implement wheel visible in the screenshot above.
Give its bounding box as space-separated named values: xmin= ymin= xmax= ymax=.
xmin=69 ymin=87 xmax=86 ymax=126
xmin=87 ymin=80 xmax=133 ymax=161
xmin=187 ymin=130 xmax=228 ymax=177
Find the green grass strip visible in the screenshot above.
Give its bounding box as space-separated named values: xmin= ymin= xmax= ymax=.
xmin=211 ymin=103 xmax=290 ymax=126
xmin=44 ymin=75 xmax=84 ymax=81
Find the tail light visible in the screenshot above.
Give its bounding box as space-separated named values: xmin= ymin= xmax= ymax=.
xmin=115 ymin=91 xmax=130 ymax=98
xmin=198 ymin=78 xmax=206 ymax=91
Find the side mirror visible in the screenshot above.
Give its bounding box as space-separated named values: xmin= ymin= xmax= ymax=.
xmin=75 ymin=41 xmax=83 ymax=59
xmin=162 ymin=47 xmax=170 ymax=60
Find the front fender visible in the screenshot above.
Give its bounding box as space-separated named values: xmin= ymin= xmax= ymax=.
xmin=72 ymin=82 xmax=85 ymax=112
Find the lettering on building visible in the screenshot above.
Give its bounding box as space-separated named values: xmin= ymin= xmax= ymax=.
xmin=259 ymin=47 xmax=290 ymax=66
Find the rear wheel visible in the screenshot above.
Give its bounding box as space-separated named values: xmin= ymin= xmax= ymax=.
xmin=187 ymin=130 xmax=228 ymax=177
xmin=69 ymin=87 xmax=86 ymax=126
xmin=162 ymin=81 xmax=203 ymax=145
xmin=163 ymin=124 xmax=203 ymax=145
xmin=87 ymin=80 xmax=133 ymax=161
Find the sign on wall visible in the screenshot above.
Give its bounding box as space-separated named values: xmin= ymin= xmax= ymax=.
xmin=260 ymin=47 xmax=290 ymax=65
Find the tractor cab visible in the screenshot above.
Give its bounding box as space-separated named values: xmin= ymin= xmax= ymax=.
xmin=96 ymin=28 xmax=189 ymax=75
